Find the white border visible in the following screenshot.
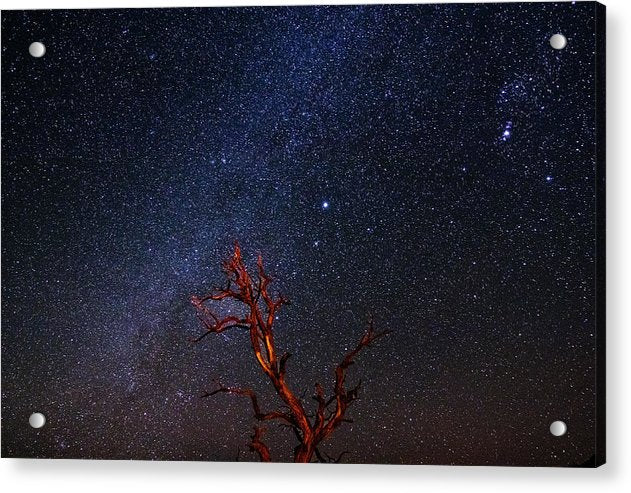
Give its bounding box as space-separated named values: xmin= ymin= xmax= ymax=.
xmin=1 ymin=1 xmax=630 ymax=492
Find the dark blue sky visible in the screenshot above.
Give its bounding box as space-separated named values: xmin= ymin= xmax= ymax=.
xmin=2 ymin=2 xmax=600 ymax=465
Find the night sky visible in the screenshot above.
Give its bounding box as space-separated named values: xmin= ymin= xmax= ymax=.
xmin=1 ymin=2 xmax=600 ymax=465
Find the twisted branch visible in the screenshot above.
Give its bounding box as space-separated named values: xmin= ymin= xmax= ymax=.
xmin=250 ymin=426 xmax=271 ymax=462
xmin=192 ymin=242 xmax=389 ymax=462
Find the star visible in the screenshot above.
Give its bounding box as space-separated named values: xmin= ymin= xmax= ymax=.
xmin=500 ymin=121 xmax=513 ymax=141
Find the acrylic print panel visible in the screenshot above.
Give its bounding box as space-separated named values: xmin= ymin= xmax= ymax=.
xmin=0 ymin=2 xmax=605 ymax=466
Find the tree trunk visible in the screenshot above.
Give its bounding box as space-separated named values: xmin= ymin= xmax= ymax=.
xmin=294 ymin=443 xmax=314 ymax=463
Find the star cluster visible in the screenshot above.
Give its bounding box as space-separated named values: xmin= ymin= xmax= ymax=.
xmin=1 ymin=2 xmax=599 ymax=465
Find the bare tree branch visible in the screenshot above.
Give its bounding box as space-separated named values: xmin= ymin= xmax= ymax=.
xmin=249 ymin=426 xmax=271 ymax=462
xmin=201 ymin=381 xmax=295 ymax=426
xmin=192 ymin=242 xmax=389 ymax=462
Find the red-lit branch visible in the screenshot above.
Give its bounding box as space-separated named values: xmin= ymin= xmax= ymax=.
xmin=192 ymin=242 xmax=389 ymax=462
xmin=250 ymin=426 xmax=271 ymax=462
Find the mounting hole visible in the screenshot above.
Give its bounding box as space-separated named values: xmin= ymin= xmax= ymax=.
xmin=549 ymin=34 xmax=567 ymax=50
xmin=28 ymin=42 xmax=46 ymax=58
xmin=549 ymin=420 xmax=567 ymax=437
xmin=29 ymin=412 xmax=46 ymax=429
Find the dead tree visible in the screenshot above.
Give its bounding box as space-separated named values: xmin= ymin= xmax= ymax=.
xmin=191 ymin=242 xmax=390 ymax=463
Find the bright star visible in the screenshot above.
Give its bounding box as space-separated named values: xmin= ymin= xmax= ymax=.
xmin=322 ymin=201 xmax=329 ymax=209
xmin=546 ymin=175 xmax=553 ymax=182
xmin=500 ymin=121 xmax=513 ymax=141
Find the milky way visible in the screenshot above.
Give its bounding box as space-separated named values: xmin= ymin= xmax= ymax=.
xmin=1 ymin=2 xmax=604 ymax=465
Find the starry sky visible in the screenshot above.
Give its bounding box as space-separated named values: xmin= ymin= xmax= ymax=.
xmin=1 ymin=2 xmax=602 ymax=465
